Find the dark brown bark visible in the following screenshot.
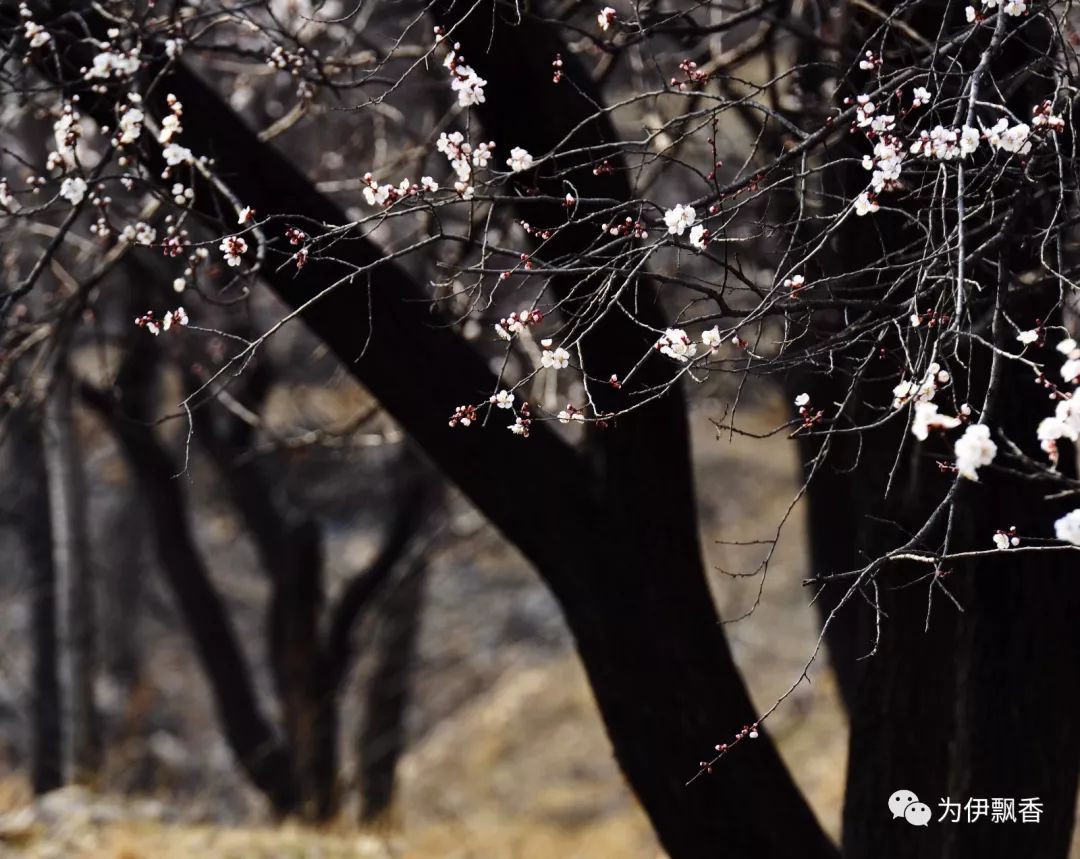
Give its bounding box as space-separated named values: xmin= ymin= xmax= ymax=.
xmin=428 ymin=9 xmax=839 ymax=857
xmin=43 ymin=362 xmax=102 ymax=783
xmin=82 ymin=385 xmax=300 ymax=815
xmin=189 ymin=375 xmax=433 ymax=820
xmin=815 ymin=8 xmax=1080 ymax=855
xmin=358 ymin=559 xmax=427 ymax=823
xmin=7 ymin=406 xmax=64 ymax=793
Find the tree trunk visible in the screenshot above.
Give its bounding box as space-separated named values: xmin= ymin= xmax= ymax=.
xmin=817 ymin=6 xmax=1080 ymax=853
xmin=358 ymin=560 xmax=426 ymax=823
xmin=43 ymin=362 xmax=101 ymax=784
xmin=7 ymin=406 xmax=64 ymax=793
xmin=83 ymin=387 xmax=300 ymax=815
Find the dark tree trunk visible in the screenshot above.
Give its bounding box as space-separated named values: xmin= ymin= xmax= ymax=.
xmin=8 ymin=407 xmax=64 ymax=793
xmin=43 ymin=362 xmax=102 ymax=783
xmin=83 ymin=386 xmax=300 ymax=815
xmin=426 ymin=10 xmax=838 ymax=858
xmin=358 ymin=560 xmax=426 ymax=823
xmin=811 ymin=6 xmax=1080 ymax=854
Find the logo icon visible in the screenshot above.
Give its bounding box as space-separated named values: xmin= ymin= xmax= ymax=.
xmin=889 ymin=789 xmax=931 ymax=826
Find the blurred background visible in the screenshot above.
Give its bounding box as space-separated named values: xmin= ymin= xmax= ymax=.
xmin=0 ymin=324 xmax=848 ymax=857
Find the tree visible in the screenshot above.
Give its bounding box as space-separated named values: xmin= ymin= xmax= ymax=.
xmin=2 ymin=0 xmax=1079 ymax=856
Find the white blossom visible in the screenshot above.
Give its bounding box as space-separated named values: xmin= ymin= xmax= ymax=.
xmin=59 ymin=176 xmax=87 ymax=206
xmin=219 ymin=235 xmax=248 ymax=267
xmin=1054 ymin=509 xmax=1080 ymax=545
xmin=157 ymin=113 xmax=183 ymax=144
xmin=688 ymin=223 xmax=708 ymax=249
xmin=597 ymin=6 xmax=617 ymax=30
xmin=120 ymin=221 xmax=156 ymax=246
xmin=959 ymin=125 xmax=980 ymax=156
xmin=84 ymin=50 xmax=139 ymax=80
xmin=506 ymin=147 xmax=534 ymax=173
xmin=656 ymin=328 xmax=697 ymax=362
xmin=794 ymin=393 xmax=810 ymax=407
xmin=954 ymin=423 xmax=997 ymax=481
xmin=24 ymin=20 xmax=50 ymax=48
xmin=701 ymin=327 xmax=722 ymax=350
xmin=541 ymin=346 xmax=571 ymax=370
xmin=490 ymin=389 xmax=514 ymax=409
xmin=912 ymin=86 xmax=932 ymax=107
xmin=854 ymin=192 xmax=879 ymax=216
xmin=986 ymin=118 xmax=1032 ymax=155
xmin=117 ymin=108 xmax=144 ymax=145
xmin=162 ymin=306 xmax=188 ymax=331
xmin=1062 ymin=358 xmax=1080 ymax=384
xmin=911 ymin=400 xmax=961 ymax=441
xmin=1017 ymin=329 xmax=1038 ymax=345
xmin=664 ymin=204 xmax=696 ymax=236
xmin=451 ymin=66 xmax=487 ymax=107
xmin=162 ymin=143 xmax=194 ymax=166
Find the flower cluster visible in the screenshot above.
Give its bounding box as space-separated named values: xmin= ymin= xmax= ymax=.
xmin=1031 ymin=100 xmax=1065 ymax=133
xmin=439 ymin=38 xmax=487 ymax=108
xmin=911 ymin=401 xmax=962 ymax=441
xmin=540 ymin=341 xmax=571 ymax=370
xmin=892 ymin=362 xmax=951 ymax=409
xmin=992 ymin=526 xmax=1020 ymax=550
xmin=863 ymin=135 xmax=905 ymax=192
xmin=986 ymin=118 xmax=1032 ymax=155
xmin=134 ymin=307 xmax=188 ymax=336
xmin=506 ymin=147 xmax=534 ymax=173
xmin=1034 ymin=337 xmax=1080 ymax=463
xmin=850 ymin=95 xmax=894 ymax=133
xmin=435 ymin=131 xmax=496 ymax=199
xmin=601 ymin=216 xmax=649 ymax=239
xmin=670 ymin=59 xmax=708 ymax=92
xmin=558 ymin=403 xmax=587 ymax=424
xmin=909 ymin=125 xmax=979 ymax=160
xmin=115 ymin=98 xmax=144 ymax=147
xmin=83 ymin=48 xmax=140 ymax=82
xmin=448 ymin=404 xmax=478 ymax=428
xmin=655 ymin=328 xmax=697 ymax=362
xmin=119 ymin=221 xmax=156 ymax=246
xmin=361 ymin=173 xmax=417 ymax=207
xmin=509 ymin=403 xmax=532 ymax=436
xmin=20 ymin=4 xmax=50 ymax=48
xmin=494 ymin=308 xmax=543 ymax=341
